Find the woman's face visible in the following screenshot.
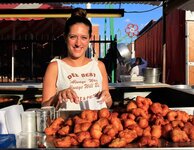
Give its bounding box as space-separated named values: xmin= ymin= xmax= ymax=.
xmin=66 ymin=23 xmax=90 ymax=59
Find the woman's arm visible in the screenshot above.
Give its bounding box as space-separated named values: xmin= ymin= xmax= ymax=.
xmin=42 ymin=61 xmax=58 ymax=107
xmin=98 ymin=60 xmax=113 ymax=108
xmin=42 ymin=61 xmax=79 ymax=108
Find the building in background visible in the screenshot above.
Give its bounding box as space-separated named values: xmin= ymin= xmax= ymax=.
xmin=135 ymin=9 xmax=194 ymax=85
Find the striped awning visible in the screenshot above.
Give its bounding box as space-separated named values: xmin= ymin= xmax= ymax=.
xmin=0 ymin=3 xmax=70 ymax=20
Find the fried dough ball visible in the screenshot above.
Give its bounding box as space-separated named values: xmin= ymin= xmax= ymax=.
xmin=151 ymin=125 xmax=162 ymax=139
xmin=45 ymin=117 xmax=64 ymax=136
xmin=109 ymin=112 xmax=119 ymax=119
xmin=96 ymin=118 xmax=109 ymax=128
xmin=109 ymin=116 xmax=123 ymax=131
xmin=167 ymin=110 xmax=189 ymax=122
xmin=171 ymin=120 xmax=184 ymax=128
xmin=73 ymin=115 xmax=90 ymax=124
xmin=176 ymin=110 xmax=189 ymax=122
xmin=81 ymin=109 xmax=98 ymax=122
xmin=90 ymin=122 xmax=102 ymax=139
xmin=68 ymin=133 xmax=79 ymax=146
xmin=123 ymin=118 xmax=137 ymax=128
xmin=128 ymin=114 xmax=136 ymax=120
xmin=118 ymin=129 xmax=137 ymax=143
xmin=132 ymin=108 xmax=149 ymax=119
xmin=77 ymin=131 xmax=91 ymax=143
xmin=170 ymin=127 xmax=190 ymax=142
xmin=136 ymin=96 xmax=152 ymax=111
xmin=162 ymin=123 xmax=172 ymax=139
xmin=149 ymin=114 xmax=163 ymax=124
xmin=120 ymin=113 xmax=136 ymax=121
xmin=74 ymin=122 xmax=92 ymax=133
xmin=161 ymin=104 xmax=170 ymax=116
xmin=191 ymin=115 xmax=194 ymax=125
xmin=54 ymin=136 xmax=72 ymax=148
xmin=188 ymin=115 xmax=194 ymax=124
xmin=100 ymin=134 xmax=113 ymax=145
xmin=136 ymin=117 xmax=149 ymax=129
xmin=138 ymin=136 xmax=159 ymax=147
xmin=183 ymin=122 xmax=194 ymax=140
xmin=82 ymin=138 xmax=100 ymax=148
xmin=128 ymin=124 xmax=143 ymax=137
xmin=143 ymin=126 xmax=151 ymax=137
xmin=98 ymin=108 xmax=110 ymax=119
xmin=167 ymin=110 xmax=177 ymax=121
xmin=120 ymin=113 xmax=129 ymax=120
xmin=150 ymin=102 xmax=169 ymax=116
xmin=126 ymin=100 xmax=137 ymax=112
xmin=57 ymin=125 xmax=71 ymax=136
xmin=108 ymin=138 xmax=127 ymax=148
xmin=64 ymin=118 xmax=73 ymax=126
xmin=103 ymin=124 xmax=118 ymax=138
xmin=155 ymin=118 xmax=169 ymax=126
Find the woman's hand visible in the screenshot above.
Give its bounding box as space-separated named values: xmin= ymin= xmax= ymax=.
xmin=57 ymin=87 xmax=79 ymax=104
xmin=96 ymin=90 xmax=112 ymax=108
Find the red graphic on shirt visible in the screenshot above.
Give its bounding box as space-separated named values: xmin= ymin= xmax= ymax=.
xmin=67 ymin=72 xmax=100 ymax=101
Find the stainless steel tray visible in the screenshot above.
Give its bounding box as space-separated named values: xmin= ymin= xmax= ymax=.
xmin=16 ymin=132 xmax=194 ymax=149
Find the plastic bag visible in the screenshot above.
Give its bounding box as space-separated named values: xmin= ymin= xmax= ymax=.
xmin=0 ymin=134 xmax=16 ymax=148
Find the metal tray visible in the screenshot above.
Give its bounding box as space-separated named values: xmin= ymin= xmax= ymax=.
xmin=16 ymin=132 xmax=194 ymax=149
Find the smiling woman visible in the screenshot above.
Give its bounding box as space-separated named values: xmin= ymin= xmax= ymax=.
xmin=42 ymin=7 xmax=113 ymax=110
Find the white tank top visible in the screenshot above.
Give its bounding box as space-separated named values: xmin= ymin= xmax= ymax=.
xmin=53 ymin=58 xmax=107 ymax=110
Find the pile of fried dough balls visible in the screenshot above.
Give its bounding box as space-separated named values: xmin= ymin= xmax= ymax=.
xmin=45 ymin=96 xmax=194 ymax=148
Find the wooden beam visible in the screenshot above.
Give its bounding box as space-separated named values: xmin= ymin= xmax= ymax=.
xmin=166 ymin=0 xmax=191 ymax=14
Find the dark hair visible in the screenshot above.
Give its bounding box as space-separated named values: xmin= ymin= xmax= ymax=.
xmin=136 ymin=57 xmax=142 ymax=64
xmin=71 ymin=7 xmax=87 ymax=18
xmin=64 ymin=8 xmax=92 ymax=37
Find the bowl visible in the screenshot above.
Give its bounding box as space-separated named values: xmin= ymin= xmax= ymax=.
xmin=0 ymin=95 xmax=20 ymax=108
xmin=20 ymin=97 xmax=42 ymax=110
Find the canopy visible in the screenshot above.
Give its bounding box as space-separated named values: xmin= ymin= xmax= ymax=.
xmin=0 ymin=3 xmax=70 ymax=20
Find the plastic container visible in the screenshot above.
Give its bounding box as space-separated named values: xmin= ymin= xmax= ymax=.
xmin=21 ymin=111 xmax=36 ymax=132
xmin=41 ymin=106 xmax=55 ymax=121
xmin=36 ymin=109 xmax=51 ymax=133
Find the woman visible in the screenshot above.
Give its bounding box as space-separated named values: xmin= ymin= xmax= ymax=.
xmin=130 ymin=57 xmax=147 ymax=76
xmin=42 ymin=8 xmax=112 ymax=110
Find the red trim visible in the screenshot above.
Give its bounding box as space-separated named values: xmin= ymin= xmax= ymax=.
xmin=0 ymin=3 xmax=63 ymax=21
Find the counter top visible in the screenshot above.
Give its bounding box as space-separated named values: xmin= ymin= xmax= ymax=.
xmin=1 ymin=82 xmax=194 ymax=97
xmin=0 ymin=83 xmax=43 ymax=91
xmin=0 ymin=82 xmax=170 ymax=91
xmin=109 ymin=82 xmax=170 ymax=89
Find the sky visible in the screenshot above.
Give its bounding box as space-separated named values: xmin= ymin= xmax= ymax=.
xmin=69 ymin=3 xmax=162 ymax=44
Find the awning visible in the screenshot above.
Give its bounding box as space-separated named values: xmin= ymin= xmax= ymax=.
xmin=0 ymin=3 xmax=71 ymax=20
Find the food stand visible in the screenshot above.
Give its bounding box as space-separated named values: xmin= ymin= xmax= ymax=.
xmin=1 ymin=0 xmax=194 ymax=149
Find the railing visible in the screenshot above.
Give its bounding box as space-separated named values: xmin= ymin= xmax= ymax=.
xmin=0 ymin=34 xmax=117 ymax=83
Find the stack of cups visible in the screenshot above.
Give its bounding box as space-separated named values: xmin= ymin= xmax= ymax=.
xmin=41 ymin=106 xmax=55 ymax=122
xmin=21 ymin=111 xmax=36 ymax=132
xmin=21 ymin=106 xmax=56 ymax=133
xmin=36 ymin=109 xmax=51 ymax=133
xmin=20 ymin=111 xmax=37 ymax=148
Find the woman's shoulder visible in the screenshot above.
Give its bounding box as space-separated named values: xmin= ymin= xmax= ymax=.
xmin=96 ymin=59 xmax=106 ymax=70
xmin=47 ymin=60 xmax=58 ymax=71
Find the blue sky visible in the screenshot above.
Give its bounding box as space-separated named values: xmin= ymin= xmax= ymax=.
xmin=69 ymin=3 xmax=162 ymax=43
